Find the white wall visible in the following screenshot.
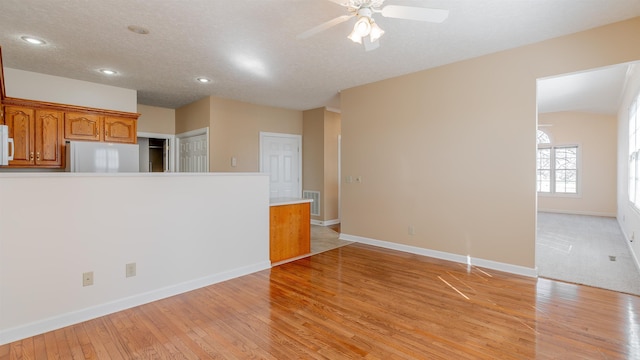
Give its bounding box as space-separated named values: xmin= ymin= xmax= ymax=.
xmin=4 ymin=68 xmax=137 ymax=112
xmin=617 ymin=63 xmax=640 ymax=270
xmin=0 ymin=173 xmax=270 ymax=345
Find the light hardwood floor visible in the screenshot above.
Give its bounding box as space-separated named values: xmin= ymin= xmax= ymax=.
xmin=2 ymin=243 xmax=639 ymax=359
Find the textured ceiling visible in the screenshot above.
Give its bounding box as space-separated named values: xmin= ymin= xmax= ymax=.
xmin=0 ymin=0 xmax=639 ymax=111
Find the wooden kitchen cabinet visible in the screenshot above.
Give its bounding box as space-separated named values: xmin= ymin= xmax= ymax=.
xmin=35 ymin=109 xmax=65 ymax=167
xmin=1 ymin=97 xmax=138 ymax=169
xmin=64 ymin=114 xmax=137 ymax=143
xmin=3 ymin=105 xmax=64 ymax=168
xmin=104 ymin=116 xmax=136 ymax=143
xmin=64 ymin=112 xmax=101 ymax=141
xmin=3 ymin=106 xmax=33 ymax=166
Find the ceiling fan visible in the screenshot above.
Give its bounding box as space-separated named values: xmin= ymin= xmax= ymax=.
xmin=297 ymin=0 xmax=449 ymax=51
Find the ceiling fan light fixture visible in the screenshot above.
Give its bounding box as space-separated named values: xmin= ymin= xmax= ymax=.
xmin=369 ymin=21 xmax=385 ymax=42
xmin=347 ymin=29 xmax=363 ymax=44
xmin=353 ymin=16 xmax=372 ymax=37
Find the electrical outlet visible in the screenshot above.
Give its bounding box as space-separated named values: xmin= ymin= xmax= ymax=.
xmin=126 ymin=263 xmax=136 ymax=278
xmin=408 ymin=225 xmax=415 ymax=235
xmin=355 ymin=176 xmax=362 ymax=183
xmin=82 ymin=271 xmax=94 ymax=287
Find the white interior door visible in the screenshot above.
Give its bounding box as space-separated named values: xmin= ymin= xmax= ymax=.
xmin=178 ymin=131 xmax=208 ymax=172
xmin=260 ymin=132 xmax=301 ymax=199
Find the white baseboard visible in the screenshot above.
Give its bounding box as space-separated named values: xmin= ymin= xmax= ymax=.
xmin=339 ymin=233 xmax=538 ymax=278
xmin=0 ymin=261 xmax=271 ymax=346
xmin=311 ymin=219 xmax=340 ymax=226
xmin=617 ymin=218 xmax=640 ymax=274
xmin=537 ymin=209 xmax=617 ymax=217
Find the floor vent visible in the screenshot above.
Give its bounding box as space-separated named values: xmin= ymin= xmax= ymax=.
xmin=303 ymin=190 xmax=320 ymax=216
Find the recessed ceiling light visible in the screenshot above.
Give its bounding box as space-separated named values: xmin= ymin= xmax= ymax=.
xmin=127 ymin=25 xmax=150 ymax=35
xmin=21 ymin=36 xmax=46 ymax=45
xmin=196 ymin=77 xmax=212 ymax=83
xmin=99 ymin=69 xmax=118 ymax=75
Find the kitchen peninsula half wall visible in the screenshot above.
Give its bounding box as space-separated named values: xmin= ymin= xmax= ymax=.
xmin=0 ymin=172 xmax=269 ymax=345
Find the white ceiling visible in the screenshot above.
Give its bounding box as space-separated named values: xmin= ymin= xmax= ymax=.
xmin=0 ymin=0 xmax=639 ymax=111
xmin=537 ymin=63 xmax=635 ymax=115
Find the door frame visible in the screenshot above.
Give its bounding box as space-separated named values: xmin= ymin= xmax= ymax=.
xmin=259 ymin=132 xmax=302 ymax=198
xmin=338 ymin=134 xmax=341 ymax=222
xmin=176 ymin=127 xmax=209 ymax=172
xmin=138 ymin=131 xmax=176 ymax=172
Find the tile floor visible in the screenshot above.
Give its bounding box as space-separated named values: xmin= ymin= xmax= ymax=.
xmin=310 ymin=224 xmax=352 ymax=255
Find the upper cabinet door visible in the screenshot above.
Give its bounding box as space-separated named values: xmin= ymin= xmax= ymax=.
xmin=35 ymin=110 xmax=64 ymax=167
xmin=4 ymin=106 xmax=34 ymax=166
xmin=64 ymin=113 xmax=102 ymax=141
xmin=104 ymin=116 xmax=136 ymax=143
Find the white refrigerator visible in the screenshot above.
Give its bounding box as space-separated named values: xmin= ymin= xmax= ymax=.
xmin=66 ymin=141 xmax=139 ymax=172
xmin=0 ymin=125 xmax=14 ymax=166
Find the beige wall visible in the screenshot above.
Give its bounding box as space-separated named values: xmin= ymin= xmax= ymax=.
xmin=174 ymin=96 xmax=302 ymax=172
xmin=210 ymin=96 xmax=302 ymax=172
xmin=303 ymin=108 xmax=325 ymax=221
xmin=303 ymin=108 xmax=341 ymax=222
xmin=175 ymin=96 xmax=211 ymax=135
xmin=137 ymin=104 xmax=176 ymax=134
xmin=341 ymin=17 xmax=640 ymax=269
xmin=537 ymin=111 xmax=617 ymax=216
xmin=323 ymin=110 xmax=341 ymax=221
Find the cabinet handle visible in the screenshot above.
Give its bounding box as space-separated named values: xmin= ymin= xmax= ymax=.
xmin=95 ymin=127 xmax=99 ymax=137
xmin=105 ymin=129 xmax=109 ymax=137
xmin=30 ymin=152 xmax=34 ymax=161
xmin=36 ymin=152 xmax=40 ymax=161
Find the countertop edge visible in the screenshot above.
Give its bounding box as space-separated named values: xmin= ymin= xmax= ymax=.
xmin=270 ymin=198 xmax=313 ymax=206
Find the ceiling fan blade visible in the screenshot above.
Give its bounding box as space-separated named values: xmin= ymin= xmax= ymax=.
xmin=296 ymin=15 xmax=354 ymax=39
xmin=381 ymin=5 xmax=449 ymax=23
xmin=363 ymin=38 xmax=380 ymax=52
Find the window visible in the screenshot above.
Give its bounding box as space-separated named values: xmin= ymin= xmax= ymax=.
xmin=536 ymin=129 xmax=578 ymax=194
xmin=629 ymin=94 xmax=640 ymax=208
xmin=537 ymin=130 xmax=550 ymax=144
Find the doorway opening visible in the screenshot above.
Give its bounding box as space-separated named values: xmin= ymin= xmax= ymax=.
xmin=138 ymin=132 xmax=175 ymax=172
xmin=535 ymin=62 xmax=640 ymax=294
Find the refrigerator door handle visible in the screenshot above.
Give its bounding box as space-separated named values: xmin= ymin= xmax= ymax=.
xmin=7 ymin=138 xmax=13 ymax=160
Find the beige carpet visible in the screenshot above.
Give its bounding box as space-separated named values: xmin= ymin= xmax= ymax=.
xmin=536 ymin=212 xmax=640 ymax=296
xmin=311 ymin=225 xmax=353 ymax=255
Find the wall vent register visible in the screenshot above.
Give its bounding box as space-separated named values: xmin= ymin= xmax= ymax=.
xmin=303 ymin=190 xmax=320 ymax=216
